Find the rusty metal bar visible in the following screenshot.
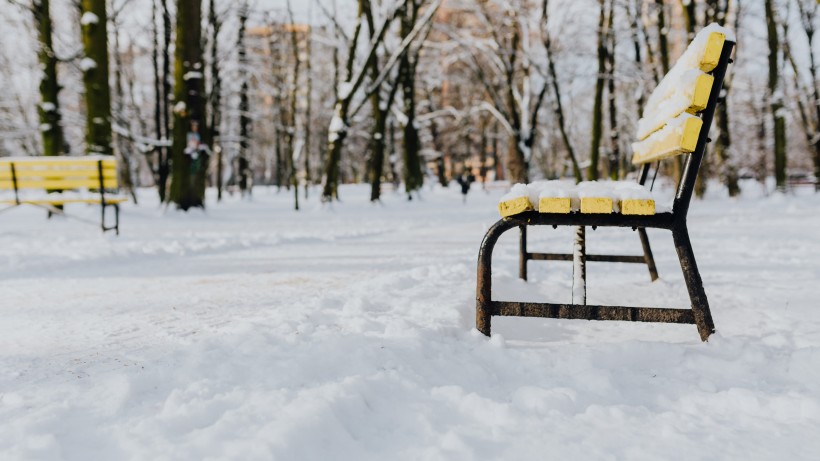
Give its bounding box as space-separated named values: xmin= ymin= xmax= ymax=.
xmin=528 ymin=253 xmax=646 ymax=263
xmin=476 ymin=218 xmax=519 ymax=336
xmin=672 ymin=225 xmax=714 ymax=340
xmin=501 ymin=211 xmax=675 ymax=230
xmin=492 ymin=301 xmax=696 ymax=324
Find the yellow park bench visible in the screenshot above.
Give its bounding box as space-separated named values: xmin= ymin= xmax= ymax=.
xmin=477 ymin=25 xmax=735 ymax=342
xmin=0 ymin=156 xmax=127 ymax=234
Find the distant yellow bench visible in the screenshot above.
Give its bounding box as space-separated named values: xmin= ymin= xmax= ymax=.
xmin=0 ymin=156 xmax=126 ymax=234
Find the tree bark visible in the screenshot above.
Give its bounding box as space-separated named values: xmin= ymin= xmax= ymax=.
xmin=208 ymin=0 xmax=223 ymax=201
xmin=168 ymin=0 xmax=208 ymax=210
xmin=399 ymin=1 xmax=424 ymax=198
xmin=709 ymin=0 xmax=740 ymax=196
xmin=286 ymin=0 xmax=301 ymax=210
xmin=34 ymin=0 xmax=65 ymax=156
xmin=765 ymin=0 xmax=787 ymax=191
xmin=605 ymin=0 xmax=619 ymax=180
xmin=80 ymin=0 xmax=112 ymax=156
xmin=589 ymin=0 xmax=607 ymax=181
xmin=542 ymin=0 xmax=581 ymax=182
xmin=238 ymin=3 xmax=251 ymax=198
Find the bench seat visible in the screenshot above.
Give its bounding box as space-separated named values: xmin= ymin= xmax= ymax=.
xmin=478 ymin=24 xmax=736 ymax=342
xmin=498 ymin=180 xmax=661 ymax=218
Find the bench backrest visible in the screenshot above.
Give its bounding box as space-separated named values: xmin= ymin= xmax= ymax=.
xmin=630 ymin=24 xmax=735 ymax=216
xmin=0 ymin=156 xmax=119 ymax=191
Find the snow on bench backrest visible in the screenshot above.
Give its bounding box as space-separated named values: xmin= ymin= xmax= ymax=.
xmin=631 ymin=24 xmax=733 ymax=166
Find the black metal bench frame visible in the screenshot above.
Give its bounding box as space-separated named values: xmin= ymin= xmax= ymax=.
xmin=476 ymin=40 xmax=734 ymax=342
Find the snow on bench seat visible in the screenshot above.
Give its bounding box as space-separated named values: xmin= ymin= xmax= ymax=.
xmin=498 ymin=181 xmax=657 ymax=217
xmin=498 ymin=184 xmax=533 ymax=217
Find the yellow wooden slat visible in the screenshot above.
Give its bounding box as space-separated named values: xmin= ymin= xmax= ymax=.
xmin=0 ymin=178 xmax=119 ymax=190
xmin=0 ymin=169 xmax=118 ymax=180
xmin=580 ymin=197 xmax=614 ymax=214
xmin=0 ymin=157 xmax=117 ymax=168
xmin=0 ymin=197 xmax=128 ymax=205
xmin=637 ymin=72 xmax=714 ymax=141
xmin=687 ymin=73 xmax=714 ymax=114
xmin=620 ymin=199 xmax=655 ymax=215
xmin=699 ymin=32 xmax=726 ymax=73
xmin=498 ymin=196 xmax=532 ymax=217
xmin=631 ymin=116 xmax=703 ymax=165
xmin=538 ymin=197 xmax=571 ymax=214
xmin=0 ymin=164 xmax=118 ymax=174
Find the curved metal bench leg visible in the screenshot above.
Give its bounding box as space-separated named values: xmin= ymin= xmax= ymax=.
xmin=638 ymin=228 xmax=660 ymax=281
xmin=477 ymin=219 xmax=518 ymax=336
xmin=673 ymin=225 xmax=715 ymax=341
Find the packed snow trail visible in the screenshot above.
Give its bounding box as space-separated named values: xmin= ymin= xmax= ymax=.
xmin=1 ymin=184 xmax=818 ymax=460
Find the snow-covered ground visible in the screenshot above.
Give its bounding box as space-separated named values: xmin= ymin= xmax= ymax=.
xmin=1 ymin=182 xmax=818 ymax=460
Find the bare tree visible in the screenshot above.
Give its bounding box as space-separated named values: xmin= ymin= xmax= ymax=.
xmin=793 ymin=0 xmax=820 ymax=191
xmin=765 ymin=0 xmax=787 ymax=191
xmin=320 ymin=0 xmax=440 ymax=201
xmin=455 ymin=0 xmax=552 ymax=184
xmin=168 ymin=0 xmax=208 ymax=209
xmin=80 ymin=0 xmax=112 ymax=155
xmin=32 ymin=0 xmax=66 ymax=156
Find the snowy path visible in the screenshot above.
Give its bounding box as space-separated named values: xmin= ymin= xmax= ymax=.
xmin=1 ymin=184 xmax=819 ymax=460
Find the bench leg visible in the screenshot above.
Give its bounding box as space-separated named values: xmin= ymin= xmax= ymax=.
xmin=672 ymin=225 xmax=715 ymax=341
xmin=519 ymin=225 xmax=528 ymax=281
xmin=573 ymin=226 xmax=586 ymax=305
xmin=638 ymin=228 xmax=660 ymax=281
xmin=477 ymin=219 xmax=518 ymax=336
xmin=113 ymin=204 xmax=120 ymax=235
xmin=101 ymin=203 xmax=120 ymax=235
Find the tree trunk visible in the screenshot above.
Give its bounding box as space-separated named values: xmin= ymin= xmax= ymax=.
xmin=589 ymin=0 xmax=607 ymax=181
xmin=111 ymin=21 xmax=138 ymax=202
xmin=208 ymin=0 xmax=223 ymax=201
xmin=679 ymin=0 xmax=697 ymax=41
xmin=605 ymin=0 xmax=619 ymax=180
xmin=304 ymin=25 xmax=313 ymax=198
xmin=286 ymin=0 xmax=301 ymax=210
xmin=765 ymin=0 xmax=787 ymax=191
xmin=507 ymin=135 xmax=529 ymax=184
xmin=543 ymin=0 xmax=581 ymax=182
xmin=708 ymin=0 xmax=738 ymax=196
xmin=322 ymin=0 xmax=366 ymax=202
xmin=34 ymin=0 xmax=65 ymax=156
xmin=399 ymin=2 xmax=424 ymax=198
xmin=368 ymin=94 xmax=387 ymax=202
xmin=237 ymin=3 xmax=251 ymax=198
xmin=323 ymin=105 xmax=348 ymax=200
xmin=655 ymin=0 xmax=670 ymax=74
xmin=151 ymin=0 xmax=165 ymax=199
xmin=80 ymin=0 xmax=112 ymax=156
xmin=156 ymin=0 xmax=172 ymax=201
xmin=399 ymin=58 xmax=424 ymax=198
xmin=627 ymin=0 xmax=646 ymax=115
xmin=168 ymin=0 xmax=207 ymax=210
